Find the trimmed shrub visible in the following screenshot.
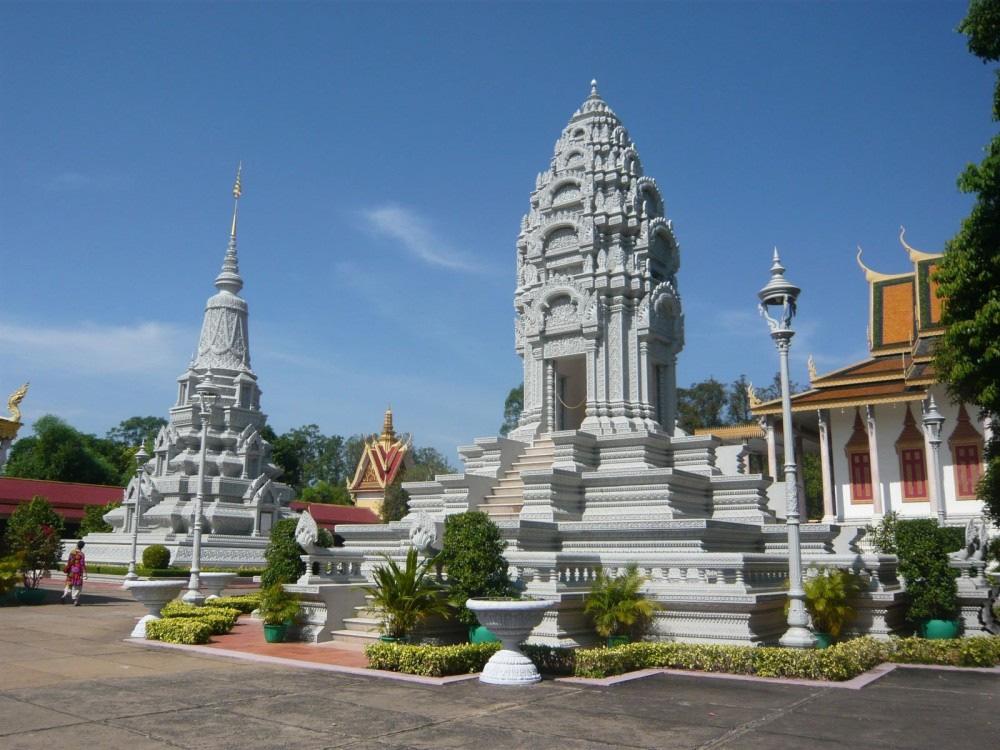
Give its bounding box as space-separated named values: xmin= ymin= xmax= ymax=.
xmin=261 ymin=518 xmax=304 ymax=588
xmin=79 ymin=501 xmax=119 ymax=536
xmin=142 ymin=544 xmax=171 ymax=570
xmin=145 ymin=617 xmax=213 ymax=644
xmin=365 ymin=641 xmax=501 ymax=677
xmin=205 ymin=593 xmax=261 ymax=614
xmin=520 ymin=644 xmax=576 ymax=676
xmin=0 ymin=556 xmax=22 ymax=596
xmin=896 ymin=519 xmax=959 ymax=624
xmin=161 ymin=600 xmax=240 ymax=630
xmin=437 ymin=512 xmax=513 ymax=627
xmin=890 ymin=636 xmax=1000 ymax=667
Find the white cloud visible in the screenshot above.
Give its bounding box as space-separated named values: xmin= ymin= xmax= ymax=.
xmin=0 ymin=320 xmax=192 ymax=375
xmin=362 ymin=204 xmax=477 ymax=272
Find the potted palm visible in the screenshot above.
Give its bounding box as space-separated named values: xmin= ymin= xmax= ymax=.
xmin=800 ymin=569 xmax=862 ymax=648
xmin=583 ymin=564 xmax=658 ymax=647
xmin=258 ymin=584 xmax=301 ymax=643
xmin=363 ymin=548 xmax=450 ymax=642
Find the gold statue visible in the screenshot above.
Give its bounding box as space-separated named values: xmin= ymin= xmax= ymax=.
xmin=6 ymin=382 xmax=29 ymax=423
xmin=807 ymin=355 xmax=818 ymax=383
xmin=746 ymin=382 xmax=762 ymax=408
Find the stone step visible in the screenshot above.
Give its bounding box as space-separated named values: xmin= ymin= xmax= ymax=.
xmin=488 ymin=487 xmax=524 ymax=499
xmin=329 ymin=630 xmax=381 ymax=649
xmin=342 ymin=616 xmax=381 ymax=633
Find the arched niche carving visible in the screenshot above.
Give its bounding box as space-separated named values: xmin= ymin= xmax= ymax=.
xmin=550 ymin=179 xmax=582 ymax=206
xmin=542 ymin=223 xmax=579 ymax=255
xmin=648 ymin=218 xmax=679 ymax=277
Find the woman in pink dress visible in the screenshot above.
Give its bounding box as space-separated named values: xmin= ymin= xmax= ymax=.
xmin=61 ymin=540 xmax=87 ymax=606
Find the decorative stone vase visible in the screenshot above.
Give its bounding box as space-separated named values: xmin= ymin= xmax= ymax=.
xmin=199 ymin=572 xmax=237 ymax=600
xmin=263 ymin=623 xmax=287 ymax=643
xmin=469 ymin=625 xmax=499 ymax=644
xmin=14 ymin=587 xmax=46 ymax=605
xmin=919 ymin=619 xmax=960 ymax=640
xmin=378 ymin=635 xmax=402 ymax=643
xmin=124 ymin=579 xmax=187 ymax=638
xmin=466 ymin=598 xmax=554 ymax=685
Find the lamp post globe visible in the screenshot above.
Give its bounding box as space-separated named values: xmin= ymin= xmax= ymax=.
xmin=758 ymin=248 xmax=815 ymax=649
xmin=182 ymin=383 xmax=219 ymax=605
xmin=124 ymin=444 xmax=151 ymax=583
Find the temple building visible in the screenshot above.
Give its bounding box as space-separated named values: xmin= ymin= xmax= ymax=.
xmin=82 ymin=170 xmax=294 ymax=566
xmin=751 ymin=230 xmax=989 ymax=526
xmin=347 ymin=407 xmax=413 ymax=515
xmin=289 ymin=83 xmax=1000 ymax=648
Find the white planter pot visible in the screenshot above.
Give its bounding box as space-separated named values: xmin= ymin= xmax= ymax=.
xmin=466 ymin=598 xmax=554 ymax=685
xmin=199 ymin=572 xmax=237 ymax=600
xmin=124 ymin=579 xmax=187 ymax=638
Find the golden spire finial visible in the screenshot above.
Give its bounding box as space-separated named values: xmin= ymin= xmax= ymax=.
xmin=381 ymin=405 xmax=395 ymax=441
xmin=230 ymin=162 xmax=243 ymax=238
xmin=807 ymin=355 xmax=818 ymax=383
xmin=746 ymin=382 xmax=762 ymax=408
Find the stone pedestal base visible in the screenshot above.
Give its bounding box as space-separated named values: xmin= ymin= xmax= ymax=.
xmin=481 ymin=648 xmax=542 ymax=685
xmin=130 ymin=614 xmax=158 ymax=639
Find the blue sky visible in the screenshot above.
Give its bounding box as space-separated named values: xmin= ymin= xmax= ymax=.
xmin=0 ymin=1 xmax=993 ymax=462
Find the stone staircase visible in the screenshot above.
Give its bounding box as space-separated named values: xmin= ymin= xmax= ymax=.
xmin=329 ymin=596 xmax=381 ymax=650
xmin=478 ymin=437 xmax=555 ymax=521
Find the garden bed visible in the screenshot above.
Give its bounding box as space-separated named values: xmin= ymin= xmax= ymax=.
xmin=364 ymin=636 xmax=1000 ymax=681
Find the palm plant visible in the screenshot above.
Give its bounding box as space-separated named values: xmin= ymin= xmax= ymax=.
xmin=258 ymin=584 xmax=301 ymax=626
xmin=792 ymin=569 xmax=862 ymax=639
xmin=363 ymin=548 xmax=450 ymax=640
xmin=583 ymin=564 xmax=659 ymax=640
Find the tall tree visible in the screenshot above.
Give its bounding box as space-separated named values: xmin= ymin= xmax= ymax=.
xmin=676 ymin=378 xmax=727 ymax=433
xmin=499 ymin=383 xmax=524 ymax=436
xmin=727 ymin=374 xmax=754 ymax=424
xmin=407 ymin=446 xmax=456 ymax=482
xmin=106 ymin=416 xmax=168 ymax=448
xmin=3 ymin=415 xmax=123 ymax=486
xmin=933 ymin=0 xmax=1000 ymax=520
xmin=299 ymin=480 xmax=352 ymax=506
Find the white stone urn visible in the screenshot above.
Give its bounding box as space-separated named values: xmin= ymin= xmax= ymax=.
xmin=466 ymin=597 xmax=554 ymax=685
xmin=124 ymin=579 xmax=187 ymax=638
xmin=199 ymin=572 xmax=237 ymax=600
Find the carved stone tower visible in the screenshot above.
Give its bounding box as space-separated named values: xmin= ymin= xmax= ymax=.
xmin=511 ymin=81 xmax=684 ymax=441
xmin=91 ymin=169 xmax=294 ymax=566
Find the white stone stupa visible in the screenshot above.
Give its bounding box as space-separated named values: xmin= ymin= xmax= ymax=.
xmin=84 ymin=169 xmax=294 ymax=567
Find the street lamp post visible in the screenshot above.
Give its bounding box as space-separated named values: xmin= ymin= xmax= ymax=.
xmin=124 ymin=445 xmax=150 ymax=583
xmin=183 ymin=383 xmax=218 ymax=605
xmin=922 ymin=395 xmax=946 ymax=525
xmin=758 ymin=248 xmax=815 ymax=649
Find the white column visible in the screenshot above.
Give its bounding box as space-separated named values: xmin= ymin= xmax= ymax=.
xmin=545 ymin=360 xmax=555 ymax=433
xmin=764 ymin=416 xmax=778 ymax=479
xmin=817 ymin=409 xmax=835 ymax=522
xmin=866 ymin=405 xmax=885 ymax=517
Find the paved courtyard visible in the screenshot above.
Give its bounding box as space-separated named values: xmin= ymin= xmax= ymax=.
xmin=0 ymin=588 xmax=997 ymax=750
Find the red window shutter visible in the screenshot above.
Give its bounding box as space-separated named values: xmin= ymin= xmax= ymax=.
xmin=954 ymin=444 xmax=982 ymax=498
xmin=900 ymin=448 xmax=927 ymax=500
xmin=850 ymin=452 xmax=873 ymax=501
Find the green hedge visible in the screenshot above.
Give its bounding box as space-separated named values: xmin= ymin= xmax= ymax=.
xmin=160 ymin=600 xmax=240 ymax=634
xmin=205 ymin=593 xmax=261 ymax=614
xmin=364 ymin=636 xmax=1000 ymax=680
xmin=145 ymin=618 xmax=213 ymax=644
xmin=365 ymin=642 xmax=501 ymax=677
xmin=87 ymin=564 xmax=263 ymax=576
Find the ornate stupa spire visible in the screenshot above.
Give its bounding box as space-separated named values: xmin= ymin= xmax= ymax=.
xmin=194 ymin=167 xmax=251 ymax=372
xmin=215 ymin=163 xmax=244 ymax=295
xmin=380 ymin=405 xmax=396 ymax=444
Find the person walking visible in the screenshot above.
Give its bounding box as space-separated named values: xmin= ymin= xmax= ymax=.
xmin=61 ymin=540 xmax=87 ymax=606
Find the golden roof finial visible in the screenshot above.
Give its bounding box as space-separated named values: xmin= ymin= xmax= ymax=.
xmin=807 ymin=355 xmax=818 ymax=383
xmin=6 ymin=382 xmax=29 ymax=423
xmin=381 ymin=405 xmax=395 ymax=441
xmin=746 ymin=382 xmax=762 ymax=409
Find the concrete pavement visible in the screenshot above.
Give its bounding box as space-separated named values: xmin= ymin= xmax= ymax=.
xmin=0 ymin=588 xmax=996 ymax=749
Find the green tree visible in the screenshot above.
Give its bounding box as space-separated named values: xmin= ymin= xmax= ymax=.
xmin=79 ymin=501 xmax=121 ymax=536
xmin=933 ymin=0 xmax=1000 ymax=520
xmin=800 ymin=452 xmax=823 ymax=521
xmin=261 ymin=517 xmax=305 ymax=588
xmin=299 ymin=480 xmax=352 ymax=506
xmin=3 ymin=415 xmax=122 ymax=486
xmin=343 ymin=434 xmax=369 ymax=484
xmin=4 ymin=497 xmax=64 ymax=588
xmin=106 ymin=416 xmax=167 ymax=449
xmin=381 ymin=478 xmax=409 ymax=523
xmin=727 ymin=374 xmax=754 ymax=424
xmin=407 ymin=446 xmax=456 ymax=482
xmin=499 ymin=383 xmax=524 ymax=436
xmin=676 ymin=377 xmax=727 ymax=432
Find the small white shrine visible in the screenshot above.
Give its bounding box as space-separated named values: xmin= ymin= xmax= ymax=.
xmin=83 ymin=172 xmax=294 ymax=567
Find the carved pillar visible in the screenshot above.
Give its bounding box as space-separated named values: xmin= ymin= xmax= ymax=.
xmin=664 ymin=353 xmax=678 ymax=436
xmin=638 ymin=340 xmax=650 ymax=419
xmin=584 ymin=340 xmax=598 ymax=421
xmin=866 ymin=405 xmax=885 ymax=516
xmin=817 ymin=409 xmax=836 ymax=522
xmin=545 ymin=360 xmax=555 ymax=433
